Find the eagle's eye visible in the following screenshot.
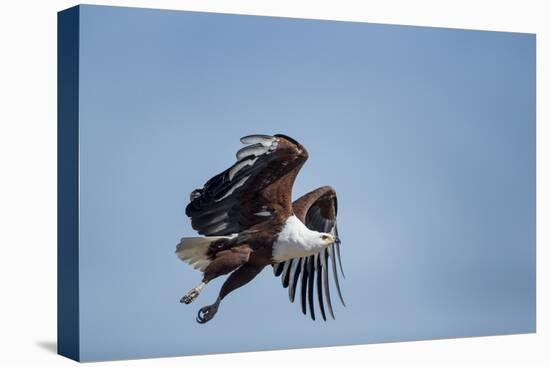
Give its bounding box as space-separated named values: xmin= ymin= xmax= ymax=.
xmin=321 ymin=234 xmax=329 ymax=240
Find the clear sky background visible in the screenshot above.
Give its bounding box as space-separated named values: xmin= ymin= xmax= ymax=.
xmin=76 ymin=5 xmax=535 ymax=362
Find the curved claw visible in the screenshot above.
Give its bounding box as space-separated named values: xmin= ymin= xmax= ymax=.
xmin=196 ymin=303 xmax=219 ymax=324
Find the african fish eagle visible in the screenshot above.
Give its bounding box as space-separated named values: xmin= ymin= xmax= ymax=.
xmin=176 ymin=134 xmax=345 ymax=323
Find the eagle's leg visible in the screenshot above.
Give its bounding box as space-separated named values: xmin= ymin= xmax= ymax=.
xmin=180 ymin=281 xmax=206 ymax=304
xmin=181 ymin=245 xmax=251 ymax=305
xmin=196 ymin=263 xmax=264 ymax=324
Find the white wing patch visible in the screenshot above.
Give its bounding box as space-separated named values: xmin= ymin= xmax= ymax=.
xmin=253 ymin=211 xmax=271 ymax=217
xmin=228 ymin=136 xmax=278 ymax=182
xmin=215 ymin=175 xmax=250 ymax=202
xmin=236 ymin=144 xmax=269 ymax=160
xmin=240 ymin=135 xmax=274 ymax=146
xmin=229 ymin=157 xmax=258 ymax=181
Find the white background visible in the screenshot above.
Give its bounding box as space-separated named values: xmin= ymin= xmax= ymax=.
xmin=0 ymin=0 xmax=547 ymax=365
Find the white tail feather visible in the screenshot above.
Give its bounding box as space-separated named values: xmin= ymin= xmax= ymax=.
xmin=175 ymin=236 xmax=229 ymax=272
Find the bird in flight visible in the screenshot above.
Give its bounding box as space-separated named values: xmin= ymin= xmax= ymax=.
xmin=176 ymin=134 xmax=345 ymax=323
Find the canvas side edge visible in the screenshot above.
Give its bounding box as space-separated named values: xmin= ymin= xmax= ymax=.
xmin=57 ymin=5 xmax=80 ymax=362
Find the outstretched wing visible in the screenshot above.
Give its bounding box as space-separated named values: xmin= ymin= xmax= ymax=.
xmin=186 ymin=134 xmax=308 ymax=236
xmin=273 ymin=186 xmax=345 ymax=321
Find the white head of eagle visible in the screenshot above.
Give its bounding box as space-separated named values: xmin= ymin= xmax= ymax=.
xmin=176 ymin=134 xmax=345 ymax=324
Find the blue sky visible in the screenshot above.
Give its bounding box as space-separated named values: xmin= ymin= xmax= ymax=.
xmin=76 ymin=5 xmax=535 ymax=361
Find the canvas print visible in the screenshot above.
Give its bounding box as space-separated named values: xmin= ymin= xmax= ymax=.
xmin=58 ymin=4 xmax=536 ymax=362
